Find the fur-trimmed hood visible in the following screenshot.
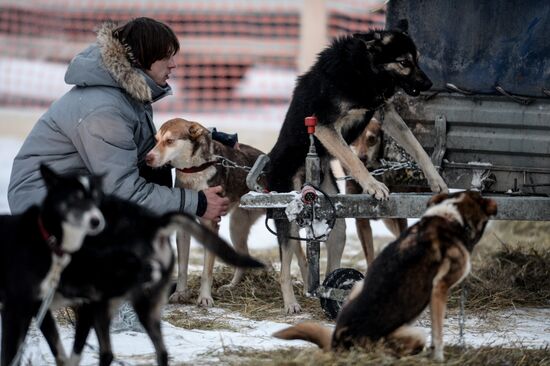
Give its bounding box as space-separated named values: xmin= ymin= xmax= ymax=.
xmin=64 ymin=22 xmax=171 ymax=103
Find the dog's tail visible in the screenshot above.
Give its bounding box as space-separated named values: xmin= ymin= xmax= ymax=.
xmin=162 ymin=212 xmax=265 ymax=269
xmin=273 ymin=322 xmax=333 ymax=351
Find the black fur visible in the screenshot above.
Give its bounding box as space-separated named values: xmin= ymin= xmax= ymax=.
xmin=264 ymin=29 xmax=432 ymax=313
xmin=0 ymin=165 xmax=104 ymax=366
xmin=266 ymin=30 xmax=432 ymax=193
xmin=41 ymin=194 xmax=264 ymax=366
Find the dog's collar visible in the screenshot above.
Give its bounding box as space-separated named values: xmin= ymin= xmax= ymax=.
xmin=38 ymin=216 xmax=63 ymax=257
xmin=176 ymin=161 xmax=217 ymax=174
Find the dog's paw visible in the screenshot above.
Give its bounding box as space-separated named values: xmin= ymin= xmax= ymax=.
xmin=363 ymin=180 xmax=390 ymax=200
xmin=169 ymin=290 xmax=191 ymax=304
xmin=284 ymin=302 xmax=302 ymax=314
xmin=428 ymin=175 xmax=448 ymax=194
xmin=197 ymin=295 xmax=215 ymax=307
xmin=429 ymin=346 xmax=445 ymax=362
xmin=432 ymin=351 xmax=444 ymax=362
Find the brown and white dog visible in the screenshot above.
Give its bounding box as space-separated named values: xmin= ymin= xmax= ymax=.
xmin=274 ymin=191 xmax=497 ymax=362
xmin=343 ymin=118 xmax=409 ymax=265
xmin=145 ymin=118 xmax=265 ymax=306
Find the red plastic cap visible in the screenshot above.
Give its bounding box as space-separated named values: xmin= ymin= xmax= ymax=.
xmin=305 ymin=115 xmax=317 ymax=134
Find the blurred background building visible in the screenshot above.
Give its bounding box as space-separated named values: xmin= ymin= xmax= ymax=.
xmin=0 ymin=0 xmax=386 ymax=115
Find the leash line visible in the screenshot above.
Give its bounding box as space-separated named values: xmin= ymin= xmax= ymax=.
xmin=10 ymin=283 xmax=57 ymax=366
xmin=459 ymin=283 xmax=467 ymax=348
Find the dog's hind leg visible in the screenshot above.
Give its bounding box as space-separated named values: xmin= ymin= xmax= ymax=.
xmin=169 ymin=230 xmax=191 ymax=303
xmin=325 ymin=218 xmax=346 ymax=275
xmin=1 ymin=303 xmax=33 ymax=366
xmin=197 ymin=220 xmax=219 ymax=307
xmin=356 ymin=218 xmax=375 ymax=265
xmin=220 ymin=208 xmax=263 ymax=291
xmin=276 ymin=219 xmax=302 ymax=314
xmin=346 ymin=179 xmax=377 ymax=266
xmin=133 ymin=293 xmax=169 ymax=366
xmin=292 ymin=240 xmax=308 ymax=293
xmin=322 ymin=169 xmax=346 ymax=275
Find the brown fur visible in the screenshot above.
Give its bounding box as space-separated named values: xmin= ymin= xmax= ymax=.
xmin=146 ymin=118 xmax=265 ymax=306
xmin=344 ymin=118 xmax=409 ymax=265
xmin=274 ymin=191 xmax=497 ymax=361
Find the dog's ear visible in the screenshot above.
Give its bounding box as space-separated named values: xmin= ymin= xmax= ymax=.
xmin=40 ymin=163 xmax=61 ymax=188
xmin=396 ymin=19 xmax=409 ymax=34
xmin=482 ymin=198 xmax=498 ymax=216
xmin=427 ymin=192 xmax=449 ymax=207
xmin=347 ymin=35 xmax=375 ymax=71
xmin=188 ymin=123 xmax=206 ymax=141
xmin=91 ymin=172 xmax=105 ymax=191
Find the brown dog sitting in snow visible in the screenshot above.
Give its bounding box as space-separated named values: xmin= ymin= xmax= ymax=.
xmin=274 ymin=191 xmax=497 ymax=361
xmin=146 ymin=118 xmax=265 ymax=306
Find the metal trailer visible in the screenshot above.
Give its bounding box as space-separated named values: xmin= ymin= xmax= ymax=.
xmin=240 ymin=0 xmax=550 ymax=318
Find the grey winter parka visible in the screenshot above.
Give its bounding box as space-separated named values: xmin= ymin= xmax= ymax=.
xmin=8 ymin=22 xmax=199 ymax=215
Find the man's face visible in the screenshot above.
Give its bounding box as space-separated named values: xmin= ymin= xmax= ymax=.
xmin=145 ymin=54 xmax=177 ymax=86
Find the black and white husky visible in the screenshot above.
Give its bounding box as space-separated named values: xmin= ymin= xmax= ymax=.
xmin=0 ymin=164 xmax=105 ymax=366
xmin=41 ymin=194 xmax=265 ymax=366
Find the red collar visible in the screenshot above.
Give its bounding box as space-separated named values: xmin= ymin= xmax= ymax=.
xmin=38 ymin=216 xmax=63 ymax=257
xmin=176 ymin=161 xmax=217 ymax=174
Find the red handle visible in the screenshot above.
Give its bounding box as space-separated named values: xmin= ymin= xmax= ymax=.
xmin=304 ymin=115 xmax=317 ymax=134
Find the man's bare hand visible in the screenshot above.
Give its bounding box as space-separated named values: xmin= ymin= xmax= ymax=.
xmin=201 ymin=185 xmax=230 ymax=222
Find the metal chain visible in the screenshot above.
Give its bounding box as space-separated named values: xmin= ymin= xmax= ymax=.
xmin=213 ymin=155 xmax=423 ymax=180
xmin=336 ymin=159 xmax=421 ymax=181
xmin=213 ymin=155 xmax=255 ymax=172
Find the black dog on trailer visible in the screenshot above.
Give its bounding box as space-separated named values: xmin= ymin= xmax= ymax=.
xmin=40 ymin=194 xmax=265 ymax=366
xmin=0 ymin=164 xmax=105 ymax=366
xmin=266 ymin=25 xmax=434 ymax=313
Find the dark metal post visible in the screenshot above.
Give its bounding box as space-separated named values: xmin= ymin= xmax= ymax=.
xmin=304 ymin=115 xmax=322 ymax=296
xmin=306 ymin=239 xmax=320 ymax=296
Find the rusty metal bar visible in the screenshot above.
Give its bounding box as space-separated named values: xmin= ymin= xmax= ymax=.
xmin=241 ymin=192 xmax=550 ymax=221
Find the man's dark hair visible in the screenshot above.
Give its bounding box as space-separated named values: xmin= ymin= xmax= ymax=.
xmin=113 ymin=17 xmax=179 ymax=70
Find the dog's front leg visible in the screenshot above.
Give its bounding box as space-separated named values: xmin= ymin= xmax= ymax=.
xmin=381 ymin=104 xmax=448 ymax=193
xmin=430 ymin=258 xmax=451 ymax=362
xmin=92 ymin=302 xmax=115 ymax=366
xmin=197 ymin=219 xmax=219 ymax=307
xmin=40 ymin=310 xmax=68 ymax=366
xmin=169 ymin=231 xmax=191 ymax=303
xmin=69 ymin=304 xmax=96 ymax=366
xmin=315 ymin=125 xmax=389 ymax=199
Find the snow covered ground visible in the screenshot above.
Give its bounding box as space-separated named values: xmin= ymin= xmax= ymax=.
xmin=0 ymin=116 xmax=549 ymax=365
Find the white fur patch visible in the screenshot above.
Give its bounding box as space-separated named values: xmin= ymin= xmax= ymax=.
xmin=60 ymin=221 xmax=90 ymax=253
xmin=423 ymin=197 xmax=464 ymax=225
xmin=39 ymin=253 xmax=71 ymax=299
xmin=78 ymin=176 xmax=90 ymax=191
xmin=65 ymin=352 xmax=82 ymax=366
